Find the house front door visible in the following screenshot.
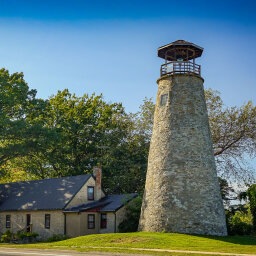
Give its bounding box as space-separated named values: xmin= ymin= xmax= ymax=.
xmin=26 ymin=214 xmax=31 ymax=232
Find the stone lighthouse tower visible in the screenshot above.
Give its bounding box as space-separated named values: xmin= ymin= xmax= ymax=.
xmin=139 ymin=40 xmax=227 ymax=236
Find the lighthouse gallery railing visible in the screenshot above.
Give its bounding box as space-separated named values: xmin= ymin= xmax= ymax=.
xmin=160 ymin=61 xmax=201 ymax=77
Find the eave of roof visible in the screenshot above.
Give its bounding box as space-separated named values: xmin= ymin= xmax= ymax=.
xmin=157 ymin=40 xmax=204 ymax=61
xmin=158 ymin=40 xmax=204 ymax=51
xmin=63 ymin=193 xmax=138 ymax=213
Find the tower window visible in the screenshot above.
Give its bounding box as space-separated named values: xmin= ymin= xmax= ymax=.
xmin=160 ymin=94 xmax=168 ymax=106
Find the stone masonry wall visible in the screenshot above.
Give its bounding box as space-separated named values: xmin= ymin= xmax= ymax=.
xmin=66 ymin=176 xmax=102 ymax=208
xmin=0 ymin=210 xmax=64 ymax=240
xmin=116 ymin=206 xmax=127 ymax=232
xmin=99 ymin=212 xmax=115 ymax=234
xmin=139 ymin=74 xmax=227 ymax=236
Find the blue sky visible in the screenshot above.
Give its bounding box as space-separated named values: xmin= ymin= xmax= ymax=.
xmin=0 ymin=0 xmax=255 ymax=113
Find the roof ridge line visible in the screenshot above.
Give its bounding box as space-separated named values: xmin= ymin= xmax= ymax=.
xmin=0 ymin=174 xmax=91 ymax=186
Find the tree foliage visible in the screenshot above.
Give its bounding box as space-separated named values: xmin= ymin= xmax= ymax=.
xmin=0 ymin=70 xmax=147 ymax=193
xmin=226 ymin=204 xmax=253 ymax=235
xmin=118 ymin=196 xmax=142 ymax=232
xmin=0 ymin=68 xmax=51 ymax=171
xmin=0 ymin=68 xmax=255 ymax=194
xmin=218 ymin=177 xmax=236 ymax=206
xmin=246 ymin=185 xmax=256 ymax=231
xmin=28 ymin=89 xmax=128 ymax=178
xmin=205 ymin=89 xmax=256 ymax=183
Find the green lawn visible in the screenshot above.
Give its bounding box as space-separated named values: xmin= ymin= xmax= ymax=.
xmin=1 ymin=232 xmax=256 ymax=255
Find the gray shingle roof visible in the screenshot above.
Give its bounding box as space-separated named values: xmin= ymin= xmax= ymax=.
xmin=0 ymin=174 xmax=91 ymax=211
xmin=64 ymin=193 xmax=138 ymax=213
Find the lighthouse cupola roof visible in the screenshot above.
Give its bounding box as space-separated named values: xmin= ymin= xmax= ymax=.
xmin=158 ymin=40 xmax=203 ymax=61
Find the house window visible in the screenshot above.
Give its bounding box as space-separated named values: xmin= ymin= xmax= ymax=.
xmin=6 ymin=215 xmax=11 ymax=228
xmin=160 ymin=94 xmax=168 ymax=106
xmin=88 ymin=186 xmax=94 ymax=200
xmin=100 ymin=213 xmax=107 ymax=229
xmin=45 ymin=214 xmax=50 ymax=229
xmin=26 ymin=214 xmax=31 ymax=232
xmin=88 ymin=214 xmax=95 ymax=229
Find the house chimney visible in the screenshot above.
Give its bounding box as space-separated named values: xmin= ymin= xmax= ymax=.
xmin=93 ymin=166 xmax=102 ymax=191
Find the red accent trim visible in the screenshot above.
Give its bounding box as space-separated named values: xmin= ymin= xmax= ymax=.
xmin=84 ymin=207 xmax=102 ymax=212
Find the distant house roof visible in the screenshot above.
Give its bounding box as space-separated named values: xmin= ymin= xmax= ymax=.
xmin=63 ymin=193 xmax=138 ymax=213
xmin=0 ymin=174 xmax=91 ymax=211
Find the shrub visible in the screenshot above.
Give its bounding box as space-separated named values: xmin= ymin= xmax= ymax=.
xmin=0 ymin=230 xmax=39 ymax=243
xmin=118 ymin=195 xmax=142 ymax=233
xmin=47 ymin=234 xmax=69 ymax=242
xmin=247 ymin=184 xmax=256 ymax=231
xmin=226 ymin=206 xmax=253 ymax=235
xmin=0 ymin=230 xmax=15 ymax=243
xmin=17 ymin=231 xmax=38 ymax=240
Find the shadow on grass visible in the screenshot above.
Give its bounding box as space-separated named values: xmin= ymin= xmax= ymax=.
xmin=190 ymin=234 xmax=256 ymax=246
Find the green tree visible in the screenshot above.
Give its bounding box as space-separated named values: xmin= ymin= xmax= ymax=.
xmin=205 ymin=89 xmax=256 ymax=183
xmin=103 ymin=130 xmax=149 ymax=194
xmin=0 ymin=68 xmax=51 ymax=168
xmin=226 ymin=204 xmax=253 ymax=235
xmin=105 ymin=97 xmax=155 ymax=194
xmin=18 ymin=89 xmax=129 ymax=179
xmin=240 ymin=185 xmax=256 ymax=231
xmin=129 ymin=97 xmax=154 ymax=142
xmin=0 ymin=68 xmax=147 ymax=193
xmin=247 ymin=185 xmax=256 ymax=231
xmin=118 ymin=196 xmax=142 ymax=232
xmin=0 ymin=159 xmax=37 ymax=184
xmin=15 ymin=89 xmax=149 ymax=194
xmin=218 ymin=177 xmax=236 ymax=206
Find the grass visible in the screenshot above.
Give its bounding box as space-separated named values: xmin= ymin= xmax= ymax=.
xmin=1 ymin=232 xmax=256 ymax=255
